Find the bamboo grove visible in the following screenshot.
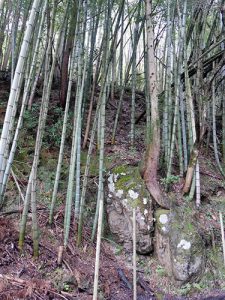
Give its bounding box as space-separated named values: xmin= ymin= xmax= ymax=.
xmin=0 ymin=0 xmax=225 ymax=298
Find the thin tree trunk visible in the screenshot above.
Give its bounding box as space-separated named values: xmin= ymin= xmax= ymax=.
xmin=143 ymin=0 xmax=169 ymax=209
xmin=59 ymin=1 xmax=77 ymax=108
xmin=49 ymin=9 xmax=78 ymax=224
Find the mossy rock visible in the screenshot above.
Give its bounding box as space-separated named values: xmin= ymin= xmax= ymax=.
xmin=169 ymin=210 xmax=205 ymax=283
xmin=155 ymin=208 xmax=205 ymax=284
xmin=106 ymin=164 xmax=154 ymax=254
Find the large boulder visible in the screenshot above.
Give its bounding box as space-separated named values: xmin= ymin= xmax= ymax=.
xmin=155 ymin=208 xmax=205 ymax=283
xmin=106 ymin=164 xmax=154 ymax=254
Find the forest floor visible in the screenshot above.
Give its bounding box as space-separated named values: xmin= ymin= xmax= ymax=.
xmin=0 ymin=77 xmax=225 ymax=299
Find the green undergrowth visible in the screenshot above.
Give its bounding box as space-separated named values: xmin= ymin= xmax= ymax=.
xmin=22 ymin=104 xmax=74 ymax=148
xmin=11 ymin=129 xmax=121 ymax=211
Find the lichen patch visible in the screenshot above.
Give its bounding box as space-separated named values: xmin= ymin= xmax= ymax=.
xmin=128 ymin=189 xmax=139 ymax=199
xmin=144 ymin=209 xmax=148 ymax=216
xmin=143 ymin=198 xmax=148 ymax=205
xmin=108 ymin=182 xmax=115 ymax=193
xmin=116 ymin=189 xmax=124 ymax=198
xmin=159 ymin=214 xmax=169 ymax=224
xmin=177 ymin=239 xmax=191 ymax=250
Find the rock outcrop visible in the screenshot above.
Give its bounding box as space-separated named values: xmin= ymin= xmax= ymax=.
xmin=106 ymin=164 xmax=154 ymax=254
xmin=155 ymin=208 xmax=205 ymax=283
xmin=106 ymin=164 xmax=206 ymax=283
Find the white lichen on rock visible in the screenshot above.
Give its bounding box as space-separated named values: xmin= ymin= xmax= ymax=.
xmin=122 ymin=198 xmax=128 ymax=204
xmin=162 ymin=226 xmax=166 ymax=232
xmin=143 ymin=198 xmax=148 ymax=205
xmin=108 ymin=174 xmax=115 ymax=193
xmin=159 ymin=214 xmax=169 ymax=224
xmin=108 ymin=183 xmax=115 ymax=193
xmin=108 ymin=174 xmax=113 ymax=183
xmin=115 ymin=189 xmax=124 ymax=198
xmin=144 ymin=209 xmax=148 ymax=216
xmin=128 ymin=189 xmax=139 ymax=199
xmin=177 ymin=239 xmax=191 ymax=250
xmin=114 ymin=174 xmax=119 ymax=182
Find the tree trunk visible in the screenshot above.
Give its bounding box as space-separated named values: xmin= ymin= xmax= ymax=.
xmin=143 ymin=0 xmax=169 ymax=209
xmin=59 ymin=2 xmax=77 ymax=108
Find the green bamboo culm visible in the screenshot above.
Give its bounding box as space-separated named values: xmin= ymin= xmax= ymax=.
xmin=49 ymin=6 xmax=78 ymax=224
xmin=0 ymin=0 xmax=42 ymax=202
xmin=1 ymin=0 xmax=48 ymax=201
xmin=19 ymin=1 xmax=70 ymax=256
xmin=92 ymin=0 xmax=111 ymax=298
xmin=63 ymin=0 xmax=88 ymax=247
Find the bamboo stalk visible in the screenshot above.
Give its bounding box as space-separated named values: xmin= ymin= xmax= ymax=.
xmin=133 ymin=207 xmax=137 ymax=300
xmin=49 ymin=6 xmax=78 ymax=224
xmin=0 ymin=0 xmax=42 ymax=192
xmin=219 ymin=211 xmax=225 ymax=266
xmin=93 ymin=190 xmax=104 ymax=300
xmin=11 ymin=169 xmax=24 ymax=203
